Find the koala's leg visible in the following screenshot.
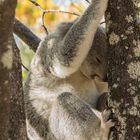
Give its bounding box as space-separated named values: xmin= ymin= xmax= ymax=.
xmin=49 ymin=92 xmax=113 ymax=140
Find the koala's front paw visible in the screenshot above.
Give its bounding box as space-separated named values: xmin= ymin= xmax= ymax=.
xmin=100 ymin=110 xmax=114 ymax=140
xmin=96 ymin=92 xmax=109 ymax=111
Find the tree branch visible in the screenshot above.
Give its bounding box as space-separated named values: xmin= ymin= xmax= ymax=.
xmin=13 ymin=18 xmax=41 ymax=52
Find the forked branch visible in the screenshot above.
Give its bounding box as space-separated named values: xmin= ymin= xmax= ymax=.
xmin=29 ymin=0 xmax=80 ymax=35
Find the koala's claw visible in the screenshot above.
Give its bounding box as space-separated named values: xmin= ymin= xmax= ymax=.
xmin=102 ymin=110 xmax=115 ymax=128
xmin=106 ymin=119 xmax=115 ymax=128
xmin=102 ymin=109 xmax=111 ymax=121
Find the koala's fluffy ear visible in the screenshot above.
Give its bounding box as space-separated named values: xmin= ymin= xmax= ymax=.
xmin=91 ymin=26 xmax=107 ymax=57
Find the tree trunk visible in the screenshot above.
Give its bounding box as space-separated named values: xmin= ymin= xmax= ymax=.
xmin=0 ymin=0 xmax=28 ymax=139
xmin=106 ymin=0 xmax=140 ymax=139
xmin=9 ymin=38 xmax=28 ymax=139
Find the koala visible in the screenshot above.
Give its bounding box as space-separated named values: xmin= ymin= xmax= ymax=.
xmin=24 ymin=0 xmax=114 ymax=140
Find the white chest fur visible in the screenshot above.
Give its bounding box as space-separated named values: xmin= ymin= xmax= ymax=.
xmin=29 ymin=71 xmax=107 ymax=118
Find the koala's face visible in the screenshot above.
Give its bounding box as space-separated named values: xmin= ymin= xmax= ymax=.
xmin=80 ymin=27 xmax=108 ymax=81
xmin=80 ymin=49 xmax=107 ymax=81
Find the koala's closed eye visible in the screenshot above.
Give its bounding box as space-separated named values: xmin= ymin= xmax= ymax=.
xmin=96 ymin=57 xmax=102 ymax=64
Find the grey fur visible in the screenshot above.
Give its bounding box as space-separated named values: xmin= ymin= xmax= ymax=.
xmin=24 ymin=0 xmax=114 ymax=140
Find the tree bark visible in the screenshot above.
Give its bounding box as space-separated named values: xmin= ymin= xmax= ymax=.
xmin=0 ymin=0 xmax=28 ymax=139
xmin=9 ymin=37 xmax=28 ymax=139
xmin=106 ymin=0 xmax=140 ymax=139
xmin=0 ymin=0 xmax=17 ymax=138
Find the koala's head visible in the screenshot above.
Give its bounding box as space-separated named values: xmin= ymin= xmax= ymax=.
xmin=80 ymin=27 xmax=108 ymax=81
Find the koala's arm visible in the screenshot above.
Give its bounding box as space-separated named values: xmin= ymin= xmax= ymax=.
xmin=38 ymin=0 xmax=108 ymax=78
xmin=49 ymin=92 xmax=113 ymax=140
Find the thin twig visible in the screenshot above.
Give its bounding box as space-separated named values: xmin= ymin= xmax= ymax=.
xmin=84 ymin=0 xmax=90 ymax=3
xmin=29 ymin=0 xmax=42 ymax=11
xmin=12 ymin=35 xmax=30 ymax=72
xmin=43 ymin=9 xmax=80 ymax=16
xmin=21 ymin=63 xmax=29 ymax=71
xmin=100 ymin=21 xmax=105 ymax=24
xmin=29 ymin=0 xmax=80 ymax=35
xmin=29 ymin=0 xmax=49 ymax=34
xmin=70 ymin=0 xmax=90 ymax=4
xmin=41 ymin=11 xmax=49 ymax=35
